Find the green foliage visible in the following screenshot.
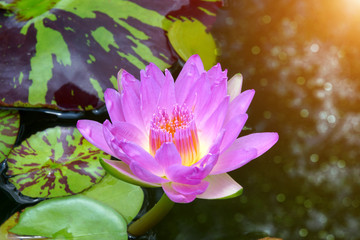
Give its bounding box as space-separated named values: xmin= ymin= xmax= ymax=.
xmin=168 ymin=18 xmax=218 ymax=70
xmin=10 ymin=195 xmax=128 ymax=240
xmin=82 ymin=173 xmax=144 ymax=224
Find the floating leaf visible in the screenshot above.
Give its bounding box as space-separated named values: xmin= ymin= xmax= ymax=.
xmin=0 ymin=110 xmax=20 ymax=162
xmin=82 ymin=173 xmax=144 ymax=224
xmin=168 ymin=18 xmax=218 ymax=70
xmin=0 ymin=0 xmax=222 ymax=111
xmin=6 ymin=126 xmax=107 ymax=198
xmin=9 ymin=195 xmax=128 ymax=240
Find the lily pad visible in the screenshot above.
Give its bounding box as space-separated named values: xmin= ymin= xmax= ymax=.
xmin=6 ymin=126 xmax=107 ymax=198
xmin=9 ymin=195 xmax=128 ymax=240
xmin=82 ymin=173 xmax=144 ymax=224
xmin=0 ymin=110 xmax=20 ymax=162
xmin=0 ymin=0 xmax=222 ymax=111
xmin=168 ymin=18 xmax=218 ymax=70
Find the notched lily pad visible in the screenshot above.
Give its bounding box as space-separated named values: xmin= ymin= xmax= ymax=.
xmin=0 ymin=110 xmax=20 ymax=162
xmin=168 ymin=18 xmax=218 ymax=70
xmin=6 ymin=126 xmax=108 ymax=198
xmin=9 ymin=195 xmax=128 ymax=240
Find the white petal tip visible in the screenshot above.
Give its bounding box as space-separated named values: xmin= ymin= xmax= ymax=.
xmin=228 ymin=73 xmax=243 ymax=101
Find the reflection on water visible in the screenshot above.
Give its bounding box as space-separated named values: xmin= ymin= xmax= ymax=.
xmin=155 ymin=0 xmax=360 ymax=239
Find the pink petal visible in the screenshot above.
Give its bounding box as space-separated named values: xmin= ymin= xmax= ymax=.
xmin=119 ymin=140 xmax=163 ymax=176
xmin=210 ymin=147 xmax=257 ymax=175
xmin=165 ymin=153 xmax=218 ymax=185
xmin=175 ymin=55 xmax=204 ymax=104
xmin=184 ymin=72 xmax=210 ymax=112
xmin=197 ymin=173 xmax=243 ymax=199
xmin=195 ymin=82 xmax=227 ymax=123
xmin=156 ymin=70 xmax=176 ymax=113
xmin=171 ymin=181 xmax=209 ymax=196
xmin=120 ymin=70 xmax=145 ymax=131
xmin=206 ymin=63 xmax=227 ymax=86
xmin=220 ymin=114 xmax=248 ymax=152
xmin=100 ymin=159 xmax=160 ymax=188
xmin=210 ymin=132 xmax=279 ymax=174
xmin=120 ymin=69 xmax=141 ymax=93
xmin=154 ymin=143 xmax=182 ymax=170
xmin=140 ymin=64 xmax=165 ymax=129
xmin=102 ymin=126 xmax=131 ymax=164
xmin=230 ymin=132 xmax=279 ymax=158
xmin=130 ymin=161 xmax=169 ymax=184
xmin=193 ymin=65 xmax=227 ymax=120
xmin=103 ymin=120 xmax=148 ymax=149
xmin=162 ymin=182 xmax=197 ymax=203
xmin=197 ymin=96 xmax=229 ymax=150
xmin=227 ymin=73 xmax=243 ymax=101
xmin=206 ymin=129 xmax=225 ymax=154
xmin=77 ymin=120 xmax=114 ymax=156
xmin=144 ymin=62 xmax=166 ymax=86
xmin=224 ymin=89 xmax=255 ymax=125
xmin=104 ymin=88 xmax=125 ymax=123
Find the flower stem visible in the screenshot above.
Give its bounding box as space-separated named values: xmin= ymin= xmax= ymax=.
xmin=128 ymin=193 xmax=175 ymax=236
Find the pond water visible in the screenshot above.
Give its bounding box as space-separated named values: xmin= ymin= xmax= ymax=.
xmin=1 ymin=0 xmax=360 ymax=239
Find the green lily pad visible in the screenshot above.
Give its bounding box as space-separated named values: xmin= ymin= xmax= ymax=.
xmin=0 ymin=110 xmax=20 ymax=162
xmin=0 ymin=0 xmax=222 ymax=111
xmin=6 ymin=126 xmax=108 ymax=198
xmin=82 ymin=173 xmax=144 ymax=224
xmin=168 ymin=18 xmax=218 ymax=70
xmin=9 ymin=195 xmax=128 ymax=240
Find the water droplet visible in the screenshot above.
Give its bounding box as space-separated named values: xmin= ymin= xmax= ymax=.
xmin=264 ymin=111 xmax=272 ymax=119
xmin=251 ymin=46 xmax=261 ymax=55
xmin=324 ymin=82 xmax=333 ymax=91
xmin=296 ymin=76 xmax=306 ymax=85
xmin=310 ymin=154 xmax=319 ymax=163
xmin=299 ymin=228 xmax=308 ymax=237
xmin=262 ymin=15 xmax=272 ymax=24
xmin=300 ymin=109 xmax=309 ymax=118
xmin=304 ymin=199 xmax=313 ymax=208
xmin=310 ymin=43 xmax=320 ymax=53
xmin=260 ymin=78 xmax=268 ymax=86
xmin=327 ymin=115 xmax=336 ymax=124
xmin=276 ymin=193 xmax=286 ymax=202
xmin=337 ymin=160 xmax=346 ymax=168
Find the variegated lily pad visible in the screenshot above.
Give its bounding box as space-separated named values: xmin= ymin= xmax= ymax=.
xmin=6 ymin=126 xmax=107 ymax=198
xmin=0 ymin=110 xmax=20 ymax=162
xmin=0 ymin=0 xmax=222 ymax=111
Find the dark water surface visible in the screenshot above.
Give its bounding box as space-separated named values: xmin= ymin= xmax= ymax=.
xmin=2 ymin=0 xmax=360 ymax=239
xmin=155 ymin=0 xmax=360 ymax=239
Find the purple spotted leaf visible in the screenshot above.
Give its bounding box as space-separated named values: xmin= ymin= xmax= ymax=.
xmin=0 ymin=0 xmax=222 ymax=111
xmin=6 ymin=126 xmax=108 ymax=198
xmin=0 ymin=110 xmax=20 ymax=162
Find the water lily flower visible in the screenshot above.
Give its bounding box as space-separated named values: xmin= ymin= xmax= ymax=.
xmin=77 ymin=55 xmax=278 ymax=203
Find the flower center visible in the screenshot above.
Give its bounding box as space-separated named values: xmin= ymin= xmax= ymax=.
xmin=149 ymin=105 xmax=200 ymax=166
